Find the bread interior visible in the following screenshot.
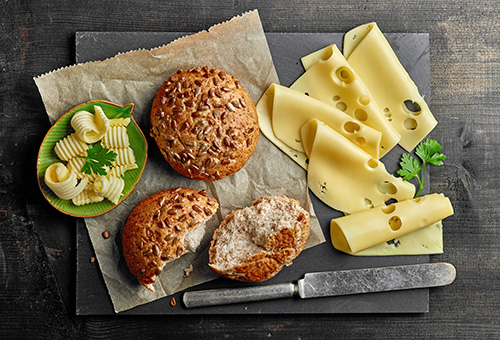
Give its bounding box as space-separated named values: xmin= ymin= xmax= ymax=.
xmin=211 ymin=196 xmax=302 ymax=271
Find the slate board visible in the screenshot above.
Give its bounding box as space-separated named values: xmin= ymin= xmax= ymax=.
xmin=75 ymin=31 xmax=431 ymax=315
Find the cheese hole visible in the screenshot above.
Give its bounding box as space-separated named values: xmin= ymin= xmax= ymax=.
xmin=354 ymin=108 xmax=368 ymax=121
xmin=359 ymin=95 xmax=370 ymax=105
xmin=388 ymin=216 xmax=402 ymax=231
xmin=355 ymin=136 xmax=367 ymax=147
xmin=333 ymin=95 xmax=341 ymax=101
xmin=367 ymin=158 xmax=379 ymax=169
xmin=304 ymin=92 xmax=310 ymax=96
xmin=383 ymin=107 xmax=392 ymax=121
xmin=404 ymin=118 xmax=418 ymax=130
xmin=403 ymin=100 xmax=422 ymax=115
xmin=344 ymin=121 xmax=360 ymax=133
xmin=336 ymin=102 xmax=347 ymax=111
xmin=377 ymin=181 xmax=397 ymax=195
xmin=335 ymin=67 xmax=354 ymax=84
xmin=363 ymin=198 xmax=374 ymax=208
xmin=382 ymin=204 xmax=396 ymax=214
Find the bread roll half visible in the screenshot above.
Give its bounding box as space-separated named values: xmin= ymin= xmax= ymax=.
xmin=123 ymin=187 xmax=218 ymax=291
xmin=209 ymin=195 xmax=310 ymax=282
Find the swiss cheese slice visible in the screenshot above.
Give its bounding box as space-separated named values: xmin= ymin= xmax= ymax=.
xmin=330 ymin=193 xmax=453 ymax=254
xmin=354 ymin=221 xmax=443 ymax=256
xmin=291 ymin=44 xmax=400 ymax=157
xmin=270 ymin=84 xmax=382 ymax=159
xmin=343 ymin=22 xmax=437 ymax=151
xmin=301 ymin=118 xmax=415 ymax=214
xmin=256 ymin=84 xmax=309 ymax=169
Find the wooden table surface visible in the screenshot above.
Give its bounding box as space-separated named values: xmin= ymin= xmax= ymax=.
xmin=1 ymin=1 xmax=499 ymax=339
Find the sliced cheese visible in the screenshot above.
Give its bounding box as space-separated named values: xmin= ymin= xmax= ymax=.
xmin=330 ymin=193 xmax=453 ymax=254
xmin=256 ymin=83 xmax=383 ymax=169
xmin=256 ymin=83 xmax=309 ymax=169
xmin=301 ymin=118 xmax=415 ymax=214
xmin=291 ymin=44 xmax=400 ymax=157
xmin=354 ymin=221 xmax=443 ymax=256
xmin=343 ymin=22 xmax=437 ymax=151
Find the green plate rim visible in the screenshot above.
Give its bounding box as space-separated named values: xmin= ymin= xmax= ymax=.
xmin=36 ymin=100 xmax=148 ymax=217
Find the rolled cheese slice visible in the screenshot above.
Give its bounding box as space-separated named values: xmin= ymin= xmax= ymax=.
xmin=301 ymin=118 xmax=415 ymax=214
xmin=291 ymin=44 xmax=400 ymax=157
xmin=44 ymin=162 xmax=89 ymax=200
xmin=343 ymin=22 xmax=437 ymax=151
xmin=70 ymin=106 xmax=110 ymax=144
xmin=330 ymin=193 xmax=454 ymax=254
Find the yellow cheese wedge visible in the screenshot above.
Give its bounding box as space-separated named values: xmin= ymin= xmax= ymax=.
xmin=330 ymin=193 xmax=453 ymax=254
xmin=343 ymin=22 xmax=437 ymax=151
xmin=301 ymin=118 xmax=415 ymax=214
xmin=291 ymin=44 xmax=400 ymax=157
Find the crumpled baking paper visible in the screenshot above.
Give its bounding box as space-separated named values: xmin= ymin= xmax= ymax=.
xmin=34 ymin=10 xmax=325 ymax=313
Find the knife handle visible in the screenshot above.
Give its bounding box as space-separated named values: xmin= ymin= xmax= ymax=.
xmin=183 ymin=282 xmax=297 ymax=308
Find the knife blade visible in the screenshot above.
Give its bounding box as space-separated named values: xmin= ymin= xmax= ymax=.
xmin=182 ymin=262 xmax=455 ymax=308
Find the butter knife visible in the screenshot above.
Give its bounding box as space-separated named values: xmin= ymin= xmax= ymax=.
xmin=183 ymin=262 xmax=455 ymax=308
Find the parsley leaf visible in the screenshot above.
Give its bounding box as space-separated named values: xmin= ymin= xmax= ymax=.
xmin=78 ymin=144 xmax=117 ymax=176
xmin=415 ymin=138 xmax=446 ymax=166
xmin=396 ymin=153 xmax=421 ymax=181
xmin=397 ymin=138 xmax=446 ymax=197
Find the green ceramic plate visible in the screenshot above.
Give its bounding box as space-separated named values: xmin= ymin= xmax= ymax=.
xmin=37 ymin=100 xmax=148 ymax=217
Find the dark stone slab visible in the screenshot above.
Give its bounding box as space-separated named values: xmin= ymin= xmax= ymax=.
xmin=75 ymin=31 xmax=430 ymax=315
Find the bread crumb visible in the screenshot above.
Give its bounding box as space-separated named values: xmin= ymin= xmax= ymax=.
xmin=102 ymin=230 xmax=110 ymax=239
xmin=170 ymin=297 xmax=176 ymax=307
xmin=183 ymin=264 xmax=194 ymax=278
xmin=90 ymin=256 xmax=95 ymax=263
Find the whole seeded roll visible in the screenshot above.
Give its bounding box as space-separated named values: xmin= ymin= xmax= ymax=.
xmin=150 ymin=66 xmax=259 ymax=181
xmin=208 ymin=195 xmax=310 ymax=282
xmin=122 ymin=187 xmax=219 ymax=291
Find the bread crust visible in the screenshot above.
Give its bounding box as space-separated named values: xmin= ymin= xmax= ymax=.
xmin=122 ymin=187 xmax=218 ymax=290
xmin=150 ymin=66 xmax=259 ymax=181
xmin=208 ymin=195 xmax=310 ymax=282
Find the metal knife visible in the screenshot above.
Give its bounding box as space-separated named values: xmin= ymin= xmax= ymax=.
xmin=183 ymin=262 xmax=455 ymax=308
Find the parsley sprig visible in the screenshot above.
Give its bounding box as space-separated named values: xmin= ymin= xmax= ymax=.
xmin=78 ymin=144 xmax=117 ymax=176
xmin=397 ymin=138 xmax=446 ymax=197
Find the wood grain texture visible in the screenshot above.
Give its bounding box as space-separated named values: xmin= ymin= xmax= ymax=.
xmin=1 ymin=0 xmax=499 ymax=339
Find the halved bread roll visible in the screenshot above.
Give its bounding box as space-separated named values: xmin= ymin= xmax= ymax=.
xmin=122 ymin=187 xmax=218 ymax=291
xmin=209 ymin=195 xmax=310 ymax=282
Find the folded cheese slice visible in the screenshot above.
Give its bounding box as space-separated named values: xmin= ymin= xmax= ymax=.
xmin=291 ymin=44 xmax=400 ymax=157
xmin=330 ymin=193 xmax=453 ymax=254
xmin=354 ymin=221 xmax=443 ymax=256
xmin=343 ymin=22 xmax=437 ymax=151
xmin=301 ymin=118 xmax=415 ymax=214
xmin=256 ymin=83 xmax=383 ymax=169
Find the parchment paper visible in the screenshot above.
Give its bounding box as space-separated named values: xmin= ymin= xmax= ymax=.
xmin=34 ymin=10 xmax=324 ymax=313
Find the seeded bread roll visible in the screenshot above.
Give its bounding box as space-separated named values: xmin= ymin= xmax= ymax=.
xmin=150 ymin=66 xmax=259 ymax=181
xmin=123 ymin=187 xmax=218 ymax=291
xmin=208 ymin=195 xmax=310 ymax=282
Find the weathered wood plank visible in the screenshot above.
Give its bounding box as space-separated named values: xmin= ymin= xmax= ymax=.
xmin=1 ymin=0 xmax=499 ymax=338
